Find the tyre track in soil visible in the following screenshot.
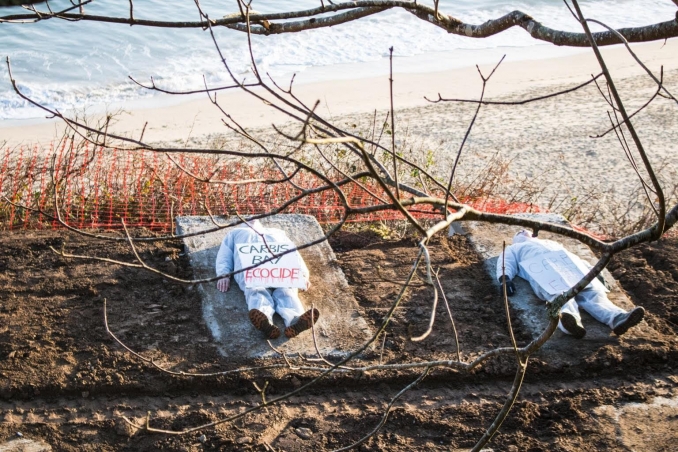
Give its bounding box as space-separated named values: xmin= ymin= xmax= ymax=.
xmin=0 ymin=372 xmax=676 ymax=450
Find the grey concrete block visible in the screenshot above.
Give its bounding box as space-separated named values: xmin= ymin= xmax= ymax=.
xmin=0 ymin=439 xmax=52 ymax=452
xmin=448 ymin=221 xmax=468 ymax=236
xmin=176 ymin=214 xmax=372 ymax=358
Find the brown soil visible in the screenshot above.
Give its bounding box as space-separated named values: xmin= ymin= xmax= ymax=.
xmin=0 ymin=229 xmax=677 ymax=451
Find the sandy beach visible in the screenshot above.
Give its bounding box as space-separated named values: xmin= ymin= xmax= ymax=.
xmin=2 ymin=39 xmax=677 ymax=232
xmin=1 ymin=40 xmax=675 ymax=144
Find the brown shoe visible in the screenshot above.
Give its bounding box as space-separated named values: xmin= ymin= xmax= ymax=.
xmin=612 ymin=307 xmax=645 ymax=336
xmin=248 ymin=309 xmax=280 ymax=340
xmin=560 ymin=312 xmax=586 ymax=339
xmin=284 ymin=308 xmax=320 ymax=339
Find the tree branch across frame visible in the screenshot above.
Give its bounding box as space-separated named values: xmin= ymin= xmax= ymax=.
xmin=1 ymin=0 xmax=677 ymax=46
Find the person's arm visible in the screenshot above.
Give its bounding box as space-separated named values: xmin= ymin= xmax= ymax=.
xmin=215 ymin=232 xmax=235 ymax=292
xmin=496 ymin=245 xmax=519 ymax=296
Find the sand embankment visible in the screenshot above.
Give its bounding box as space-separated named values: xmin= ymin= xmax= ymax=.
xmin=1 ymin=40 xmax=675 ymax=147
xmin=2 ymin=39 xmax=677 ymax=232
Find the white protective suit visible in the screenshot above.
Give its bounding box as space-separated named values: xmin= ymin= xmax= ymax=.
xmin=215 ymin=220 xmax=310 ymax=327
xmin=496 ymin=230 xmax=626 ymax=335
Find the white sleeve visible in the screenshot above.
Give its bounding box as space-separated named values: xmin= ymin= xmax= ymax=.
xmin=215 ymin=232 xmax=235 ymax=278
xmin=496 ymin=245 xmax=519 ymax=281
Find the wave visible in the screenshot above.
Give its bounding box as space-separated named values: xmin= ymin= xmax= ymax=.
xmin=0 ymin=0 xmax=673 ymax=120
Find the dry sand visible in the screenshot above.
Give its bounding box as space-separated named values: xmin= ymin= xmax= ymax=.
xmin=2 ymin=39 xmax=677 ymax=232
xmin=2 ymin=40 xmax=676 ymax=146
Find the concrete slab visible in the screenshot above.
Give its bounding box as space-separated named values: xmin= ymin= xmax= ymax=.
xmin=176 ymin=215 xmax=373 ymax=359
xmin=593 ymin=395 xmax=678 ymax=451
xmin=462 ymin=214 xmax=661 ymax=360
xmin=0 ymin=438 xmax=51 ymax=452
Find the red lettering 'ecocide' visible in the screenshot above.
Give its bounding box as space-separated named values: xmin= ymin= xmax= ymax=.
xmin=245 ymin=267 xmax=300 ymax=282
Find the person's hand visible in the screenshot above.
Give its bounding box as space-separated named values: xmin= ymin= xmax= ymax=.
xmin=217 ymin=278 xmax=230 ymax=292
xmin=498 ymin=276 xmax=516 ymax=296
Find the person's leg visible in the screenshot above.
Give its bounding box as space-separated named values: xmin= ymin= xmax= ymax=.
xmin=245 ymin=288 xmax=276 ymax=319
xmin=576 ymin=287 xmax=644 ymax=335
xmin=270 ymin=288 xmax=305 ymax=327
xmin=271 ymin=288 xmax=319 ymax=338
xmin=575 ymin=288 xmax=625 ymax=328
xmin=558 ymin=299 xmax=586 ymax=338
xmin=245 ymin=288 xmax=280 ymax=339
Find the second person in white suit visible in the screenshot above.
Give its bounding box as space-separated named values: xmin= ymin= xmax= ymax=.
xmin=497 ymin=230 xmax=644 ymax=338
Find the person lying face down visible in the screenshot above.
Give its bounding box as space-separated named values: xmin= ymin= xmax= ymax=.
xmin=496 ymin=230 xmax=644 ymax=339
xmin=215 ymin=219 xmax=319 ymax=340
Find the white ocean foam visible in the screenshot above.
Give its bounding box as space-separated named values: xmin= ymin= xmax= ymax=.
xmin=0 ymin=0 xmax=674 ymax=120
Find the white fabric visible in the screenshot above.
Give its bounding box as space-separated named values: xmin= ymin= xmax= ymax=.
xmin=244 ymin=287 xmax=305 ymax=327
xmin=512 ymin=229 xmax=533 ymax=244
xmin=497 ymin=234 xmax=626 ymax=335
xmin=216 ymin=220 xmax=310 ymax=288
xmin=559 ymin=288 xmax=624 ymax=330
xmin=216 ymin=220 xmax=310 ymax=324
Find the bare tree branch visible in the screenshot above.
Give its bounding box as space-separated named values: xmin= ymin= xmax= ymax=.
xmin=429 ymin=72 xmax=603 ymax=105
xmin=0 ymin=0 xmax=45 ymax=6
xmin=2 ymin=1 xmax=677 ymax=447
xmin=570 ymin=0 xmax=667 ymax=237
xmin=471 ymin=357 xmax=529 ymax=452
xmin=443 ymin=56 xmax=504 ymax=218
xmin=330 ymin=366 xmax=431 ymax=452
xmin=2 ymin=2 xmax=677 ymax=47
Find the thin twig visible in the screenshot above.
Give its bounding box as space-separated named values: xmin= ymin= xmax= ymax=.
xmin=379 ymin=332 xmax=387 ymax=365
xmin=410 ymin=272 xmax=438 ymax=342
xmin=502 ymin=241 xmax=519 ymax=355
xmin=443 ymin=56 xmax=505 ymax=218
xmin=388 ymin=47 xmax=399 ymax=200
xmin=434 ymin=270 xmax=461 ymax=362
xmin=430 ymin=72 xmax=603 ymax=104
xmin=330 ymin=367 xmax=431 ymax=452
xmin=470 ymin=358 xmax=529 ymax=452
xmin=570 ymin=0 xmax=666 ymax=237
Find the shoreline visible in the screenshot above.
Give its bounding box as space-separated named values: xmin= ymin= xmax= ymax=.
xmin=2 ymin=39 xmax=676 ymax=147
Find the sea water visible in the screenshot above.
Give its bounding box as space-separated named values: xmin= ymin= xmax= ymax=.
xmin=0 ymin=0 xmax=673 ymax=120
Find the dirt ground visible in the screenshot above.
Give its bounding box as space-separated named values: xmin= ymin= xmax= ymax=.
xmin=0 ymin=228 xmax=677 ymax=451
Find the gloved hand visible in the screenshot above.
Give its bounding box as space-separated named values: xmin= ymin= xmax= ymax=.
xmin=498 ymin=276 xmax=516 ymax=296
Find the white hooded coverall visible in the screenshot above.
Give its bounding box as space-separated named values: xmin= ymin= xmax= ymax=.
xmin=215 ymin=220 xmax=310 ymax=327
xmin=496 ymin=231 xmax=626 ymax=335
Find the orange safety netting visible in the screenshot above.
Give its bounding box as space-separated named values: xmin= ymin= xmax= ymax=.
xmin=0 ymin=141 xmax=545 ymax=232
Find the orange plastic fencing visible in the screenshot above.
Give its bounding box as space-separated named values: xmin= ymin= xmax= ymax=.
xmin=0 ymin=141 xmax=545 ymax=232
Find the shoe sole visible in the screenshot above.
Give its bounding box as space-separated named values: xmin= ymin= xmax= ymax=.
xmin=285 ymin=308 xmax=320 ymax=339
xmin=248 ymin=309 xmax=281 ymax=340
xmin=560 ymin=312 xmax=586 ymax=339
xmin=613 ymin=307 xmax=645 ymax=336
